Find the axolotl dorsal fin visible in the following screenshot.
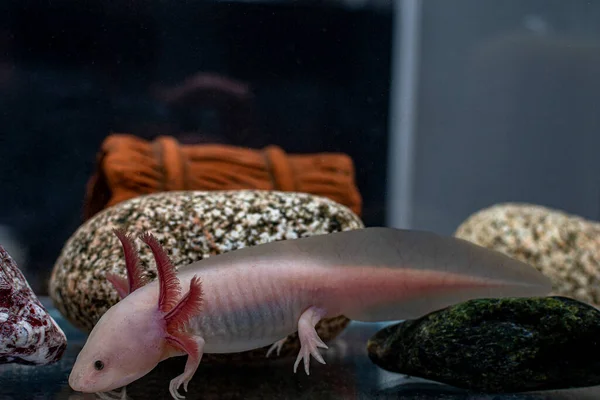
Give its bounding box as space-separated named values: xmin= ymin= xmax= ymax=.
xmin=138 ymin=232 xmax=204 ymax=356
xmin=105 ymin=229 xmax=150 ymax=299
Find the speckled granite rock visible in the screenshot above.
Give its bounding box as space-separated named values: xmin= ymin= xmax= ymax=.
xmin=455 ymin=203 xmax=600 ymax=306
xmin=367 ymin=296 xmax=600 ymax=393
xmin=1 ymin=244 xmax=67 ymax=365
xmin=48 ymin=189 xmax=363 ymax=363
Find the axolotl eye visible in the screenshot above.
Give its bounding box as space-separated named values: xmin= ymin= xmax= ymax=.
xmin=94 ymin=360 xmax=104 ymax=371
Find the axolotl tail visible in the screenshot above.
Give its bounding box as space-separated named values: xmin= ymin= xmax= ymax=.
xmin=296 ymin=227 xmax=554 ymax=322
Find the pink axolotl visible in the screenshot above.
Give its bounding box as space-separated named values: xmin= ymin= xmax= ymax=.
xmin=68 ymin=227 xmax=552 ymax=399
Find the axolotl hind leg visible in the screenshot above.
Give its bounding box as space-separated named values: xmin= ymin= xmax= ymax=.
xmin=293 ymin=306 xmax=329 ymax=375
xmin=266 ymin=337 xmax=287 ymax=358
xmin=266 ymin=306 xmax=329 ymax=375
xmin=266 ymin=306 xmax=329 ymax=374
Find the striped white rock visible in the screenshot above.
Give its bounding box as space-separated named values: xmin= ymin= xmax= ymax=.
xmin=0 ymin=244 xmax=67 ymax=365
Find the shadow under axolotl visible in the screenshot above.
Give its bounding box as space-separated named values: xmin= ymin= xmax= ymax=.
xmin=117 ymin=354 xmax=359 ymax=400
xmin=57 ymin=318 xmax=600 ymax=400
xmin=90 ymin=350 xmax=600 ymax=400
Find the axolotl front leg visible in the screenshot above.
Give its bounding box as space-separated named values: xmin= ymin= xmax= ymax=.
xmin=139 ymin=233 xmax=210 ymax=400
xmin=267 ymin=306 xmax=329 ymax=375
xmin=165 ymin=333 xmax=206 ymax=400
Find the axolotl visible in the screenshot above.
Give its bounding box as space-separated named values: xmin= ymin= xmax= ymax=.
xmin=68 ymin=227 xmax=552 ymax=399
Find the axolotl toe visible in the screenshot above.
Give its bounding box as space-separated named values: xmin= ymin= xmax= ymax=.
xmin=69 ymin=227 xmax=552 ymax=399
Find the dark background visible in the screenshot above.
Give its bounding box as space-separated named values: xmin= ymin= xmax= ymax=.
xmin=0 ymin=0 xmax=393 ymax=294
xmin=409 ymin=0 xmax=600 ymax=233
xmin=3 ymin=0 xmax=600 ymax=296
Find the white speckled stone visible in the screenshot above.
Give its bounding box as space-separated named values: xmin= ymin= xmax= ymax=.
xmin=455 ymin=203 xmax=600 ymax=306
xmin=48 ymin=189 xmax=364 ymax=362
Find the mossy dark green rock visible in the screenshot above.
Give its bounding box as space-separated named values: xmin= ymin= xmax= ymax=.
xmin=367 ymin=296 xmax=600 ymax=393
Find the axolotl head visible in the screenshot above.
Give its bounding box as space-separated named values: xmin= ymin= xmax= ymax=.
xmin=68 ymin=299 xmax=171 ymax=393
xmin=69 ymin=230 xmax=203 ymax=394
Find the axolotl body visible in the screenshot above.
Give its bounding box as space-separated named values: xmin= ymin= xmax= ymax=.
xmin=68 ymin=227 xmax=552 ymax=399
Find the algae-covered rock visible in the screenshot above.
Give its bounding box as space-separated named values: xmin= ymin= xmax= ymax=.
xmin=367 ymin=296 xmax=600 ymax=393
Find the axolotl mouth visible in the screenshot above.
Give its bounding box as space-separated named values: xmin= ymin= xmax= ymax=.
xmin=68 ymin=370 xmax=108 ymax=393
xmin=68 ymin=369 xmax=138 ymax=395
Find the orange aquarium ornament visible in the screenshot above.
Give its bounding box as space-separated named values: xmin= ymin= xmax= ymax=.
xmin=82 ymin=134 xmax=362 ymax=221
